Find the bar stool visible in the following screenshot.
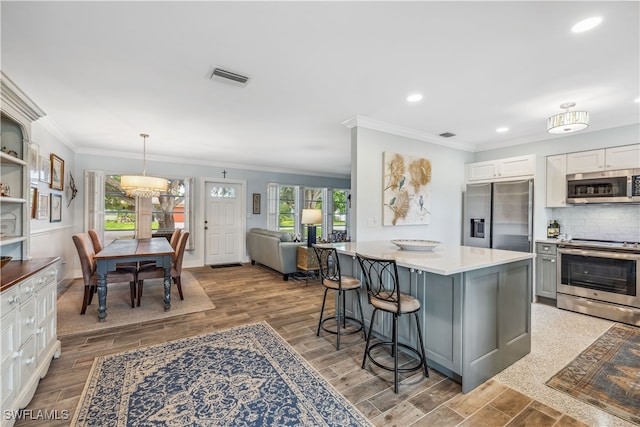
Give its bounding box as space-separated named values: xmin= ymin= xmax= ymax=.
xmin=314 ymin=245 xmax=366 ymax=350
xmin=356 ymin=253 xmax=429 ymax=393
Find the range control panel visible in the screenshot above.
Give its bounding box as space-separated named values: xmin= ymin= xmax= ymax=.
xmin=633 ymin=175 xmax=640 ymax=196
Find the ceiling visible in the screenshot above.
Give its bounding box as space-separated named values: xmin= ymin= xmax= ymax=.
xmin=2 ymin=1 xmax=638 ymax=178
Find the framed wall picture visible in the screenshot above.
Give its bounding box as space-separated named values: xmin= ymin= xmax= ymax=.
xmin=37 ymin=193 xmax=49 ymax=220
xmin=50 ymin=153 xmax=64 ymax=190
xmin=28 ymin=143 xmax=39 ymax=186
xmin=383 ymin=151 xmax=432 ymax=226
xmin=30 ymin=187 xmax=38 ymax=219
xmin=39 ymin=154 xmax=50 ymax=183
xmin=252 ymin=193 xmax=261 ymax=214
xmin=50 ymin=193 xmax=62 ymax=223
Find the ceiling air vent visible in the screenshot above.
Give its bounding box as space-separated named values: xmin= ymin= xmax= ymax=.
xmin=208 ymin=66 xmax=250 ymax=87
xmin=439 ymin=132 xmax=456 ymax=138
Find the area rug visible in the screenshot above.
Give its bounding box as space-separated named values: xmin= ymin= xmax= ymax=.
xmin=72 ymin=322 xmax=372 ymax=426
xmin=546 ymin=323 xmax=640 ymax=425
xmin=57 ymin=271 xmax=215 ymax=336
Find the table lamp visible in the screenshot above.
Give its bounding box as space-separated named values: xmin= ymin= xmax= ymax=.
xmin=301 ymin=209 xmax=322 ymax=247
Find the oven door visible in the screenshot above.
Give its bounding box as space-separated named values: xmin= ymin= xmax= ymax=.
xmin=557 ymin=247 xmax=640 ymax=308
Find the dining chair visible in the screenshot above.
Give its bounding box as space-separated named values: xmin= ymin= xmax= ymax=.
xmin=169 ymin=228 xmax=181 ymax=250
xmin=136 ymin=231 xmax=189 ymax=306
xmin=313 ymin=245 xmax=366 ymax=350
xmin=88 ymin=228 xmax=139 ymax=270
xmin=356 ymin=253 xmax=429 ymax=393
xmin=72 ymin=232 xmax=137 ymax=314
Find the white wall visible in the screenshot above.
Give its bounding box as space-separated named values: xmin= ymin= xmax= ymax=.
xmin=30 ymin=120 xmax=77 ymax=289
xmin=351 ymin=127 xmax=474 ymax=244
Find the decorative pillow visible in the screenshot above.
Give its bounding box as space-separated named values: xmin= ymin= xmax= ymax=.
xmin=280 ymin=233 xmax=292 ymax=242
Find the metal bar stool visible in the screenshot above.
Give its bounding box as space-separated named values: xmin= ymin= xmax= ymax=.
xmin=356 ymin=253 xmax=429 ymax=393
xmin=314 ymin=245 xmax=366 ymax=350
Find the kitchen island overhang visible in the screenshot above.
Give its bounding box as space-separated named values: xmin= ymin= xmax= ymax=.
xmin=330 ymin=241 xmax=535 ymax=393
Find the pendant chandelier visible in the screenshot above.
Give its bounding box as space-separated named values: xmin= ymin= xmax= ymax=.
xmin=121 ymin=133 xmax=168 ymax=198
xmin=547 ymin=102 xmax=589 ymax=134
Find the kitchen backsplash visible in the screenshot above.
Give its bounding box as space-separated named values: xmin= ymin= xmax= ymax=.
xmin=551 ymin=205 xmax=640 ymax=242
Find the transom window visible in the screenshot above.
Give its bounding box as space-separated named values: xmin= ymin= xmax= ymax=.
xmin=210 ymin=186 xmax=236 ymax=198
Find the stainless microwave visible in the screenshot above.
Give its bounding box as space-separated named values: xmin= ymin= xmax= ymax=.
xmin=567 ymin=168 xmax=640 ymax=204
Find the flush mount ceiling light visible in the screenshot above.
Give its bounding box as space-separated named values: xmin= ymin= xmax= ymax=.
xmin=571 ymin=16 xmax=602 ymax=33
xmin=407 ymin=93 xmax=423 ymax=103
xmin=496 ymin=127 xmax=509 ymax=133
xmin=547 ymin=102 xmax=589 ymax=134
xmin=121 ymin=134 xmax=168 ymax=198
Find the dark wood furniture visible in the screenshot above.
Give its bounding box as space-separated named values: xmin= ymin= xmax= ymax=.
xmin=137 ymin=231 xmax=190 ymax=305
xmin=94 ymin=238 xmax=173 ymax=322
xmin=72 ymin=233 xmax=137 ymax=314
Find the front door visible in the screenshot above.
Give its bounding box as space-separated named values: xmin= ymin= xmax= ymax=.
xmin=205 ymin=181 xmax=243 ymax=265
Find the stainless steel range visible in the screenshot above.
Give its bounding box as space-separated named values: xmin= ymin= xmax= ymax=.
xmin=556 ymin=238 xmax=640 ymax=326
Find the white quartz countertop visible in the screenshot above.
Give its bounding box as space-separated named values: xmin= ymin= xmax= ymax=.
xmin=331 ymin=241 xmax=535 ymax=276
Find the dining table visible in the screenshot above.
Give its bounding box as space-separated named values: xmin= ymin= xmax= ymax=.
xmin=93 ymin=237 xmax=174 ymax=322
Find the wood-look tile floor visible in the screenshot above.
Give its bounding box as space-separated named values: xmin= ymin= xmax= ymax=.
xmin=16 ymin=264 xmax=590 ymax=427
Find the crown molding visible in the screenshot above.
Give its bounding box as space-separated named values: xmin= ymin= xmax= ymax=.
xmin=35 ymin=117 xmax=78 ymax=151
xmin=75 ymin=147 xmax=350 ymax=180
xmin=1 ymin=72 xmax=46 ymax=122
xmin=342 ymin=115 xmax=476 ymax=152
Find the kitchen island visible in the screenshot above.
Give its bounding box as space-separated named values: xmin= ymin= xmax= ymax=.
xmin=331 ymin=241 xmax=535 ymax=393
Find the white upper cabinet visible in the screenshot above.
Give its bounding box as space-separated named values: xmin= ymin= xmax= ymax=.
xmin=566 ymin=149 xmax=604 ymax=174
xmin=604 ymin=145 xmax=640 ymax=170
xmin=566 ymin=145 xmax=640 ymax=174
xmin=467 ymin=155 xmax=534 ymax=183
xmin=546 ymin=154 xmax=567 ymax=208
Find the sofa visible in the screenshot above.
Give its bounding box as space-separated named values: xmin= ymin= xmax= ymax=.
xmin=246 ymin=228 xmax=305 ymax=280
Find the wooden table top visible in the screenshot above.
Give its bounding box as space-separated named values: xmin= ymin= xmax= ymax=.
xmin=94 ymin=238 xmax=174 ymax=261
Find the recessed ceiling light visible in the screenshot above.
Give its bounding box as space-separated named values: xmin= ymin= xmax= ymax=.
xmin=634 ymin=97 xmax=640 ymax=103
xmin=496 ymin=127 xmax=509 ymax=133
xmin=571 ymin=16 xmax=602 ymax=33
xmin=407 ymin=94 xmax=423 ymax=103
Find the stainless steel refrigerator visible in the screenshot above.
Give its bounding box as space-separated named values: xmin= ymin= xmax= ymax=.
xmin=463 ymin=179 xmax=533 ymax=252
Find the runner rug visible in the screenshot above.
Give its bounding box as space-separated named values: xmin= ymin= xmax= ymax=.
xmin=72 ymin=322 xmax=372 ymax=426
xmin=545 ymin=323 xmax=640 ymax=425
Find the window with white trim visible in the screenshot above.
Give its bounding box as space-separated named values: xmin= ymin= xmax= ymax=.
xmin=266 ymin=183 xmax=350 ymax=241
xmin=85 ymin=171 xmax=194 ymax=249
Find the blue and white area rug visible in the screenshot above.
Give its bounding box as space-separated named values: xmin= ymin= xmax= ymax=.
xmin=72 ymin=322 xmax=372 ymax=426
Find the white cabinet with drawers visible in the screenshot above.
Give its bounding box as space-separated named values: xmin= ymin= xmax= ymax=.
xmin=0 ymin=259 xmax=60 ymax=427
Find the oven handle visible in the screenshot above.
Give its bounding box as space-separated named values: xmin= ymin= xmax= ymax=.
xmin=558 ymin=247 xmax=640 ymax=261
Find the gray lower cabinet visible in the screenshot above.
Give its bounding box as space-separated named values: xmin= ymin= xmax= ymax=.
xmin=535 ymin=242 xmax=557 ymax=299
xmin=340 ymin=253 xmax=531 ymax=393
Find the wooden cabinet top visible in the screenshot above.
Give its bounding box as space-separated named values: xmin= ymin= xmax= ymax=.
xmin=1 ymin=257 xmax=60 ymax=292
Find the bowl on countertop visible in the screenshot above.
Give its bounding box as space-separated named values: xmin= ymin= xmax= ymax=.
xmin=391 ymin=239 xmax=441 ymax=251
xmin=1 ymin=255 xmax=12 ymax=269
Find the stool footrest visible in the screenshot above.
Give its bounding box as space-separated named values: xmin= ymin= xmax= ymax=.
xmin=366 ymin=341 xmax=426 ymax=374
xmin=320 ymin=316 xmax=363 ymax=336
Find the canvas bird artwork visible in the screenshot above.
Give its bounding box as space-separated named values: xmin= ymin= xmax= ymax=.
xmin=383 ymin=151 xmax=432 ymax=226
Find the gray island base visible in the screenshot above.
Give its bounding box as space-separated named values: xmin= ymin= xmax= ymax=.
xmin=331 ymin=241 xmax=535 ymax=393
